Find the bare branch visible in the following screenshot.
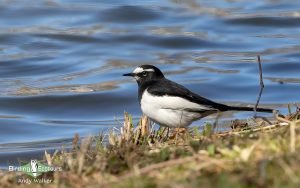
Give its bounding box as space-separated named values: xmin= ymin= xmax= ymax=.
xmin=254 ymin=55 xmax=265 ymax=117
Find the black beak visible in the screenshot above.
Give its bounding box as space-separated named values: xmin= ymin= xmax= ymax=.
xmin=123 ymin=73 xmax=135 ymax=77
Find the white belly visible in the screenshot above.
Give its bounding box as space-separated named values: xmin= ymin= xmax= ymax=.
xmin=140 ymin=89 xmax=212 ymax=128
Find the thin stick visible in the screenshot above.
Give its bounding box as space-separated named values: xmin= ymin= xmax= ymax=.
xmin=254 ymin=55 xmax=264 ymax=117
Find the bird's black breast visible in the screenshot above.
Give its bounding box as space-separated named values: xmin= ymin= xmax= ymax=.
xmin=139 ymin=79 xmax=229 ymax=111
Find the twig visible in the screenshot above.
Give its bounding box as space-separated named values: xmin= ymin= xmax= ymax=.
xmin=215 ymin=110 xmax=300 ymax=137
xmin=254 ymin=55 xmax=264 ymax=117
xmin=215 ymin=123 xmax=283 ymax=137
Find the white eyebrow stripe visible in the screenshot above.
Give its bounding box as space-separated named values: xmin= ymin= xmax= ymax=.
xmin=133 ymin=67 xmax=155 ymax=74
xmin=143 ymin=68 xmax=154 ymax=72
xmin=133 ymin=67 xmax=144 ymax=74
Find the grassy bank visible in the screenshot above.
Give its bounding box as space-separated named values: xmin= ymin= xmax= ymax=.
xmin=1 ymin=108 xmax=300 ymax=188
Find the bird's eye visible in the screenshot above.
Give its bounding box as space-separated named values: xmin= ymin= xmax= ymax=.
xmin=142 ymin=71 xmax=147 ymax=77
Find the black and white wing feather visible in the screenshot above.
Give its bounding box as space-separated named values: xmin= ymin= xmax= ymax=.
xmin=140 ymin=79 xmax=229 ymax=112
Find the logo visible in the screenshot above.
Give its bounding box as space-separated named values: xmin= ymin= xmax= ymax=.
xmin=31 ymin=160 xmax=38 ymax=177
xmin=8 ymin=159 xmax=62 ymax=184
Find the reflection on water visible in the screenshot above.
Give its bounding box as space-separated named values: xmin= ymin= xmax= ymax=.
xmin=0 ymin=0 xmax=300 ymax=168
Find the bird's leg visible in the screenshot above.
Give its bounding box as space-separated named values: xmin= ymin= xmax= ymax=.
xmin=161 ymin=127 xmax=170 ymax=141
xmin=212 ymin=111 xmax=222 ymax=135
xmin=171 ymin=111 xmax=186 ymax=144
xmin=176 ymin=111 xmax=185 ymax=144
xmin=158 ymin=126 xmax=167 ymax=141
xmin=175 ymin=128 xmax=179 ymax=145
xmin=169 ymin=128 xmax=187 ymax=143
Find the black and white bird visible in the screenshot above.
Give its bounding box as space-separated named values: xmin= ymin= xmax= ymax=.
xmin=123 ymin=65 xmax=273 ymax=128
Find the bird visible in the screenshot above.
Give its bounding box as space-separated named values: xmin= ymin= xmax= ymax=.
xmin=123 ymin=65 xmax=273 ymax=128
xmin=30 ymin=160 xmax=38 ymax=177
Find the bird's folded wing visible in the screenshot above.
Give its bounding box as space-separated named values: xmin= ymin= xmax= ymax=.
xmin=147 ymin=79 xmax=229 ymax=111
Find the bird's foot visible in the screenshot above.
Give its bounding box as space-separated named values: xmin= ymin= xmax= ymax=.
xmin=169 ymin=128 xmax=188 ymax=143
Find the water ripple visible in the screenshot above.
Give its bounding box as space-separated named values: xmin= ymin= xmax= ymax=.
xmin=226 ymin=16 xmax=300 ymax=27
xmin=0 ymin=0 xmax=300 ymax=167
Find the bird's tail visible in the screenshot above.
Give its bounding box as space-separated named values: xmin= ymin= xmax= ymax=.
xmin=226 ymin=106 xmax=273 ymax=113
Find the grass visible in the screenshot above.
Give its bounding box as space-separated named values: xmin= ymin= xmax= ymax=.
xmin=1 ymin=109 xmax=300 ymax=188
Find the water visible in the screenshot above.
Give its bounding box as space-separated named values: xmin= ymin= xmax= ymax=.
xmin=0 ymin=0 xmax=300 ymax=168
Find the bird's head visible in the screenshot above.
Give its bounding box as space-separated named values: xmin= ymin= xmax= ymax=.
xmin=123 ymin=65 xmax=165 ymax=85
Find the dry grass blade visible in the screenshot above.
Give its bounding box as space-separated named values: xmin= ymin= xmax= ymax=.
xmin=45 ymin=150 xmax=58 ymax=166
xmin=3 ymin=108 xmax=300 ymax=188
xmin=275 ymin=112 xmax=300 ymax=153
xmin=77 ymin=136 xmax=92 ymax=174
xmin=122 ymin=112 xmax=133 ymax=142
xmin=140 ymin=115 xmax=149 ymax=137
